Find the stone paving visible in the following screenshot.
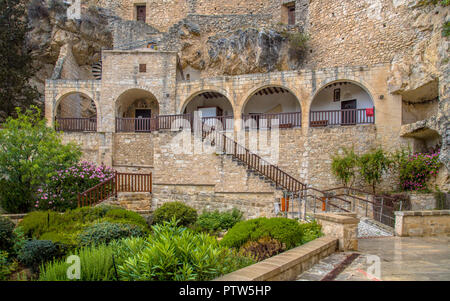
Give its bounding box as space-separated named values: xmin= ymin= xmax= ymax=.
xmin=297 ymin=236 xmax=450 ymax=281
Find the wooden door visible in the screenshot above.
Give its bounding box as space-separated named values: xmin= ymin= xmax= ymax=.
xmin=135 ymin=109 xmax=151 ymax=132
xmin=341 ymin=99 xmax=357 ymax=125
xmin=136 ymin=5 xmax=146 ymax=23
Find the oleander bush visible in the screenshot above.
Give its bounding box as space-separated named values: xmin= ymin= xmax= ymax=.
xmin=220 ymin=217 xmax=318 ymax=250
xmin=153 ymin=202 xmax=197 ymax=227
xmin=195 ymin=209 xmax=243 ymax=233
xmin=78 ymin=222 xmax=145 ymax=247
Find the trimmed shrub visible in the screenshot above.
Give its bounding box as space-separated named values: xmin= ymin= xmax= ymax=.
xmin=239 ymin=237 xmax=286 ymax=262
xmin=104 ymin=208 xmax=148 ymax=229
xmin=18 ymin=240 xmax=64 ymax=271
xmin=0 ymin=216 xmax=15 ymax=252
xmin=299 ymin=221 xmax=323 ymax=244
xmin=195 ymin=209 xmax=243 ymax=233
xmin=117 ymin=220 xmax=254 ymax=281
xmin=220 ymin=217 xmax=304 ymax=249
xmin=78 ymin=222 xmax=145 ymax=247
xmin=153 ymin=202 xmax=197 ymax=227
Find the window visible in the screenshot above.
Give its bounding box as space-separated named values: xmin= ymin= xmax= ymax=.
xmin=136 ymin=5 xmax=146 ymax=23
xmin=288 ymin=6 xmax=296 ymax=25
xmin=139 ymin=64 xmax=146 ymax=73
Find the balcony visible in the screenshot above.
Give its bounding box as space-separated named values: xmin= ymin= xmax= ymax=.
xmin=309 ymin=108 xmax=375 ymax=127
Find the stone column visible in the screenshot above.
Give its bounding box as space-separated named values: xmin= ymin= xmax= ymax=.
xmin=314 ymin=212 xmax=359 ymax=251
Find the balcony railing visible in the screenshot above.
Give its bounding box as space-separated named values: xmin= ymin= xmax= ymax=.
xmin=242 ymin=112 xmax=301 ymax=130
xmin=309 ymin=108 xmax=375 ymax=127
xmin=55 ymin=117 xmax=97 ymax=132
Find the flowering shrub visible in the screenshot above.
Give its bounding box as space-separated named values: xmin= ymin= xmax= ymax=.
xmin=35 ymin=162 xmax=115 ymax=211
xmin=399 ymin=151 xmax=441 ymax=191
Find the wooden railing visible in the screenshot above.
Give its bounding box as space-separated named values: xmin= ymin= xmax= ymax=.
xmin=309 ymin=108 xmax=375 ymax=127
xmin=77 ymin=172 xmax=152 ymax=207
xmin=55 ymin=117 xmax=97 ymax=132
xmin=242 ymin=112 xmax=301 ymax=130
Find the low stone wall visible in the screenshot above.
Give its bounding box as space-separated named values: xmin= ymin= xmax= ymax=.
xmin=0 ymin=214 xmax=27 ymax=226
xmin=409 ymin=193 xmax=437 ymax=211
xmin=215 ymin=236 xmax=338 ymax=281
xmin=314 ymin=212 xmax=359 ymax=251
xmin=394 ymin=210 xmax=450 ymax=237
xmin=102 ymin=192 xmax=152 ymax=212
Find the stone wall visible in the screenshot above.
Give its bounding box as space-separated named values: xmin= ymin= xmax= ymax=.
xmin=113 ymin=133 xmax=154 ymax=167
xmin=395 ymin=210 xmax=450 ymax=237
xmin=314 ymin=212 xmax=359 ymax=251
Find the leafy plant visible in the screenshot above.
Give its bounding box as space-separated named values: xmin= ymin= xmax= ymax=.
xmin=0 ymin=106 xmax=81 ymax=213
xmin=18 ymin=240 xmax=65 ymax=272
xmin=35 ymin=162 xmax=115 ymax=211
xmin=153 ymin=202 xmax=198 ymax=227
xmin=78 ymin=222 xmax=145 ymax=247
xmin=220 ymin=217 xmax=304 ymax=249
xmin=195 ymin=209 xmax=243 ymax=233
xmin=239 ymin=237 xmax=286 ymax=262
xmin=0 ymin=251 xmax=17 ymax=281
xmin=0 ymin=216 xmax=15 ymax=252
xmin=357 ymin=148 xmax=391 ymax=194
xmin=331 ymin=147 xmax=359 ymax=187
xmin=299 ymin=220 xmax=323 ymax=244
xmin=117 ymin=220 xmax=254 ymax=281
xmin=398 ymin=151 xmax=441 ymax=192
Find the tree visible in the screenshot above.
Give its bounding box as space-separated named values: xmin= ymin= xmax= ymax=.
xmin=331 ymin=147 xmax=358 ymax=188
xmin=0 ymin=106 xmax=81 ymax=213
xmin=0 ymin=0 xmax=40 ymax=120
xmin=357 ymin=148 xmax=391 ymax=194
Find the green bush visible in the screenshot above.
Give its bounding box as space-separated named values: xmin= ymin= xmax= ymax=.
xmin=117 ymin=220 xmax=254 ymax=281
xmin=0 ymin=106 xmax=81 ymax=213
xmin=78 ymin=222 xmax=145 ymax=247
xmin=331 ymin=147 xmax=358 ymax=187
xmin=18 ymin=207 xmax=148 ymax=248
xmin=0 ymin=251 xmax=17 ymax=281
xmin=299 ymin=221 xmax=323 ymax=244
xmin=195 ymin=209 xmax=243 ymax=233
xmin=153 ymin=202 xmax=198 ymax=227
xmin=239 ymin=237 xmax=286 ymax=262
xmin=220 ymin=217 xmax=304 ymax=249
xmin=0 ymin=216 xmax=15 ymax=252
xmin=18 ymin=240 xmax=65 ymax=272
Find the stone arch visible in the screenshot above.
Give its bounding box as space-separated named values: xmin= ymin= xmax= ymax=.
xmin=179 ymin=87 xmax=234 ymax=115
xmin=115 ymin=88 xmax=160 ymax=118
xmin=53 ymin=89 xmax=98 ymax=119
xmin=309 ymin=79 xmax=376 ymax=126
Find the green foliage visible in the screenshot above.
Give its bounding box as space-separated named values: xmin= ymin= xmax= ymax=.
xmin=0 ymin=0 xmax=41 ymax=119
xmin=117 ymin=220 xmax=254 ymax=281
xmin=153 ymin=202 xmax=198 ymax=227
xmin=331 ymin=147 xmax=359 ymax=187
xmin=397 ymin=151 xmax=441 ymax=191
xmin=220 ymin=217 xmax=305 ymax=249
xmin=434 ymin=190 xmax=449 ymax=209
xmin=18 ymin=240 xmax=64 ymax=271
xmin=36 ymin=162 xmax=115 ymax=211
xmin=239 ymin=237 xmax=286 ymax=262
xmin=195 ymin=209 xmax=243 ymax=233
xmin=299 ymin=220 xmax=323 ymax=244
xmin=357 ymin=148 xmax=391 ymax=194
xmin=281 ymin=31 xmax=310 ymax=61
xmin=0 ymin=216 xmax=15 ymax=252
xmin=443 ymin=21 xmax=450 ymax=37
xmin=18 ymin=206 xmax=149 ymax=249
xmin=78 ymin=222 xmax=145 ymax=247
xmin=0 ymin=106 xmax=81 ymax=213
xmin=0 ymin=251 xmax=17 ymax=281
xmin=418 ymin=0 xmax=449 ymax=6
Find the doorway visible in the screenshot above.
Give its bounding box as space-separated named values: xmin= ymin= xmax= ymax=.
xmin=135 ymin=109 xmax=151 ymax=132
xmin=341 ymin=99 xmax=356 ymax=125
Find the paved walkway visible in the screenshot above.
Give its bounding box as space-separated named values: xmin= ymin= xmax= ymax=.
xmin=297 ymin=236 xmax=450 ymax=281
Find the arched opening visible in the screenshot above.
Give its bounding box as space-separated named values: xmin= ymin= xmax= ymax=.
xmin=182 ymin=91 xmax=234 ymax=131
xmin=310 ymin=81 xmax=375 ymax=127
xmin=115 ymin=89 xmax=160 ymax=132
xmin=242 ymin=86 xmax=302 ymax=129
xmin=55 ymin=92 xmax=97 ymax=132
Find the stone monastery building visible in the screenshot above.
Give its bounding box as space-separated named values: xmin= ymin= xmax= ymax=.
xmin=44 ymin=0 xmax=449 ymax=216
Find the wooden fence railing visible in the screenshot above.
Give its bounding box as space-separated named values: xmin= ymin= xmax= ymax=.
xmin=242 ymin=112 xmax=301 ymax=130
xmin=309 ymin=108 xmax=375 ymax=127
xmin=55 ymin=117 xmax=97 ymax=132
xmin=77 ymin=172 xmax=152 ymax=207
